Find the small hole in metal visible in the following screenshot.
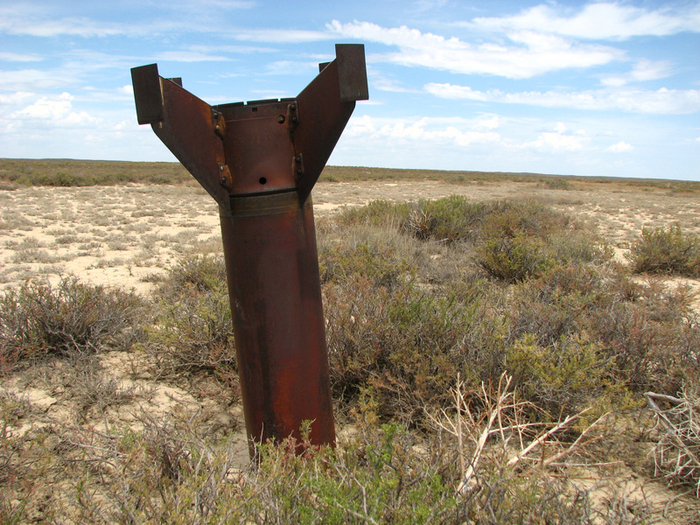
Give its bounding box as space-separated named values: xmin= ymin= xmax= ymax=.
xmin=251 ymin=106 xmax=258 ymax=112
xmin=259 ymin=177 xmax=267 ymax=185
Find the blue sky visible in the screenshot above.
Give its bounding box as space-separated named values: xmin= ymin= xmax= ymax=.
xmin=1 ymin=0 xmax=699 ymax=180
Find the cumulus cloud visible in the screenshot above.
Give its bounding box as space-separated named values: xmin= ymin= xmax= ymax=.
xmin=469 ymin=2 xmax=700 ymax=40
xmin=0 ymin=91 xmax=35 ymax=106
xmin=11 ymin=92 xmax=98 ymax=127
xmin=475 ymin=115 xmax=499 ymax=130
xmin=524 ymin=123 xmax=588 ymax=152
xmin=345 ymin=115 xmax=501 ymax=148
xmin=601 ymin=59 xmax=673 ymax=87
xmin=425 ymin=83 xmax=700 ymax=115
xmin=607 ymin=141 xmax=634 ymax=153
xmin=328 ymin=20 xmax=621 ymax=79
xmin=526 ymin=133 xmax=587 ymax=151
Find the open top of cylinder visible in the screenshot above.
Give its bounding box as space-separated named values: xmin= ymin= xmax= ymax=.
xmin=131 ymin=44 xmax=369 ymax=213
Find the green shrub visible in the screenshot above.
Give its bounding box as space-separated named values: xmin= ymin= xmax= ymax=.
xmin=0 ymin=277 xmax=145 ymax=373
xmin=628 ymin=224 xmax=700 ymax=276
xmin=335 ymin=199 xmax=412 ymax=229
xmin=141 ymin=255 xmax=237 ymax=389
xmin=334 ymin=197 xmax=604 ymax=284
xmin=324 ymin=275 xmax=509 ymax=425
xmin=32 ymin=413 xmax=607 ymax=524
xmin=402 ymin=196 xmax=488 ymax=243
xmin=505 ymin=334 xmax=612 ymax=414
xmin=550 ymin=230 xmax=613 ymax=265
xmin=319 ymin=240 xmax=415 ymax=288
xmin=475 ymin=231 xmax=554 ymax=283
xmin=144 ymin=286 xmax=235 ymax=380
xmin=541 ymin=177 xmax=572 ymax=190
xmin=473 ymin=202 xmax=607 ymax=282
xmin=511 ymin=263 xmax=700 ymax=395
xmin=153 ymin=254 xmax=228 ymax=300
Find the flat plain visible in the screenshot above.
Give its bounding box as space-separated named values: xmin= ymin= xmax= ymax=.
xmin=2 ymin=174 xmax=700 ymax=304
xmin=1 ymin=160 xmax=700 ymax=522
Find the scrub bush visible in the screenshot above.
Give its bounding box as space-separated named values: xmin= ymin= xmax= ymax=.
xmin=0 ymin=277 xmax=145 ymax=373
xmin=628 ymin=224 xmax=700 ymax=276
xmin=141 ymin=255 xmax=236 ymax=386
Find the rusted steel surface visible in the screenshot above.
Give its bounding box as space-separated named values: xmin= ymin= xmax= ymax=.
xmin=220 ymin=197 xmax=334 ymax=452
xmin=131 ymin=44 xmax=368 ymax=453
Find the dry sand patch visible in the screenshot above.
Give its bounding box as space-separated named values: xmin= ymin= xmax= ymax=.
xmin=3 ymin=178 xmax=697 ymax=299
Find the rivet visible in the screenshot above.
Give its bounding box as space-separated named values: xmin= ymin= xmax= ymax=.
xmin=295 ymin=156 xmax=302 ymax=163
xmin=277 ymin=115 xmax=285 ymax=124
xmin=291 ymin=116 xmax=298 ymax=123
xmin=213 ymin=112 xmax=219 ymax=119
xmin=297 ymin=169 xmax=303 ymax=176
xmin=290 ymin=104 xmax=296 ymax=111
xmin=220 ymin=177 xmax=227 ymax=185
xmin=215 ymin=125 xmax=221 ymax=131
xmin=219 ymin=165 xmax=225 ymax=172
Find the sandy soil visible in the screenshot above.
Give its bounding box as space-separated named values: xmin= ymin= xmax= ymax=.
xmin=1 ymin=179 xmax=699 ymax=521
xmin=2 ymin=178 xmax=699 ymax=304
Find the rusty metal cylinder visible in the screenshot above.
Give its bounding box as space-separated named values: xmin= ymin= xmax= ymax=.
xmin=131 ymin=44 xmax=367 ymax=457
xmin=219 ymin=192 xmax=335 ymax=450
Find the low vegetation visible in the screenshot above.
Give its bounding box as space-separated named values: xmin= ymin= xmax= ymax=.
xmin=1 ymin=193 xmax=699 ymax=522
xmin=3 ymin=158 xmax=700 ymax=195
xmin=628 ymin=224 xmax=700 ymax=277
xmin=0 ymin=158 xmax=191 ymax=187
xmin=0 ymin=277 xmax=145 ymax=374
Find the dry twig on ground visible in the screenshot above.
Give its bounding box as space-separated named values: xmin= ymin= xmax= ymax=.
xmin=645 ymin=389 xmax=700 ymax=496
xmin=428 ymin=372 xmax=606 ymax=495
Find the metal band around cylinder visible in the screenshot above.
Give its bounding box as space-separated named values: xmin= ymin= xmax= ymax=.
xmin=228 ymin=191 xmax=305 ymax=218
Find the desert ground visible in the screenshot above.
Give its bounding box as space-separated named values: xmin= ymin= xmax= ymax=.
xmin=1 ymin=175 xmax=700 ymax=521
xmin=2 ymin=177 xmax=700 ymax=303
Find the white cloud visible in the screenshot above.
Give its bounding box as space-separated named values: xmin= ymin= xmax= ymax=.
xmin=345 ymin=115 xmax=501 ymax=148
xmin=188 ymin=0 xmax=254 ymax=8
xmin=0 ymin=3 xmax=251 ymax=40
xmin=13 ymin=93 xmax=73 ymax=120
xmin=532 ymin=134 xmax=585 ymax=151
xmin=607 ymin=141 xmax=634 ymax=153
xmin=601 ymin=59 xmax=673 ymax=87
xmin=0 ymin=91 xmax=35 ymax=105
xmin=470 ymin=2 xmax=700 ymax=40
xmin=0 ymin=14 xmax=128 ymax=38
xmin=475 ymin=115 xmax=499 ymax=130
xmin=328 ymin=20 xmax=621 ymax=79
xmin=373 ymin=75 xmax=420 ymax=93
xmin=188 ymin=44 xmax=277 ymax=55
xmin=264 ymin=60 xmax=320 ymax=76
xmin=0 ymin=52 xmax=42 ymax=62
xmin=346 ymin=114 xmax=376 ymax=136
xmin=0 ymin=69 xmax=76 ymax=91
xmin=11 ymin=92 xmax=98 ymax=127
xmin=155 ymin=51 xmax=232 ymax=63
xmin=233 ymin=28 xmax=329 ymax=43
xmin=425 ymin=83 xmax=700 ymax=115
xmin=524 ymin=129 xmax=588 ymax=152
